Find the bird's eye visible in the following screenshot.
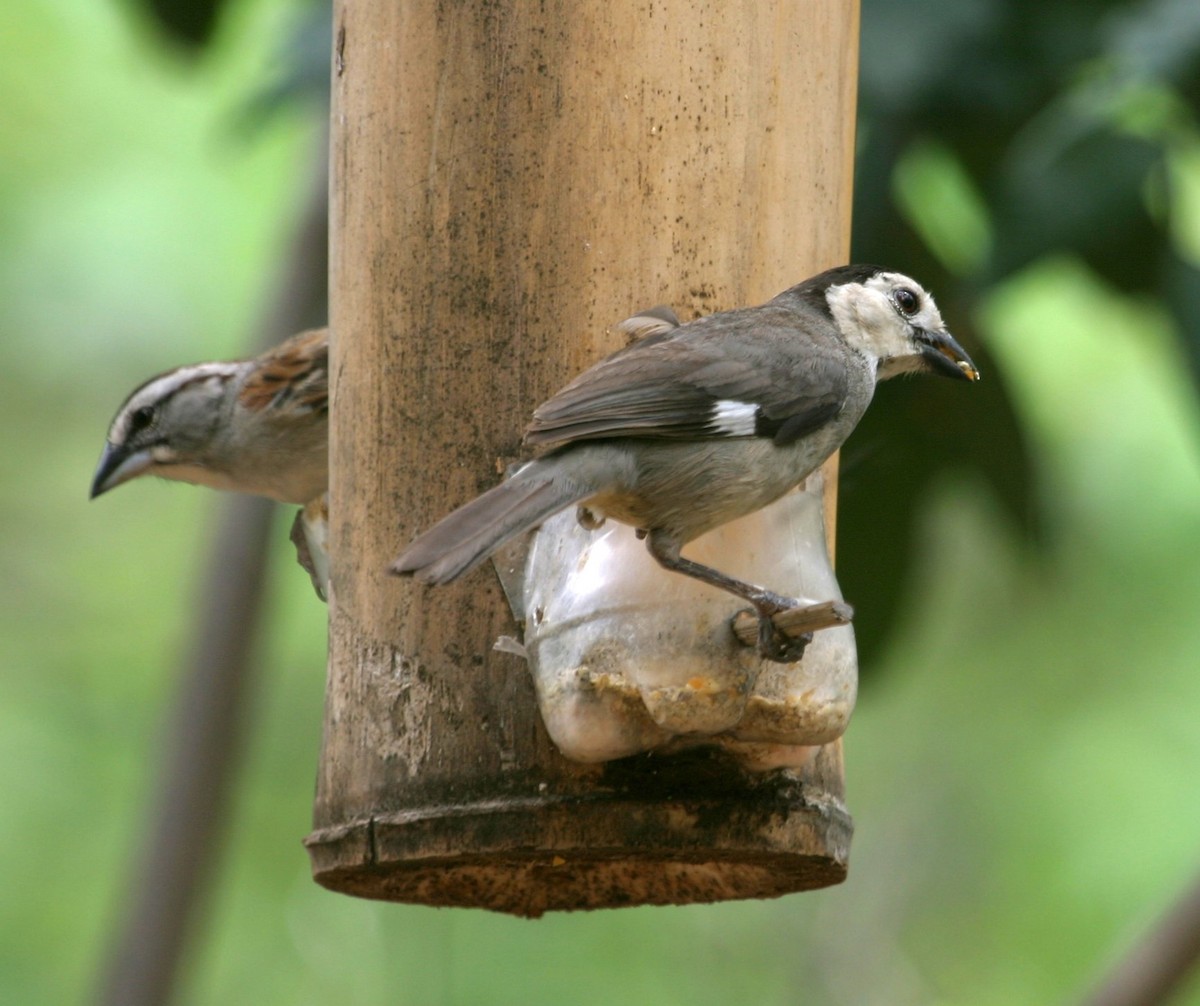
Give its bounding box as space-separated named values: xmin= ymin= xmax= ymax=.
xmin=129 ymin=405 xmax=155 ymax=433
xmin=894 ymin=288 xmax=920 ymax=316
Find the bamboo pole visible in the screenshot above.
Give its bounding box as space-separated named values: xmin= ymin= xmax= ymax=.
xmin=312 ymin=0 xmax=861 ymax=915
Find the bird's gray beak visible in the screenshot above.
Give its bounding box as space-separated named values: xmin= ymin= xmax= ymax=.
xmin=917 ymin=329 xmax=980 ymax=382
xmin=90 ymin=443 xmax=152 ymax=499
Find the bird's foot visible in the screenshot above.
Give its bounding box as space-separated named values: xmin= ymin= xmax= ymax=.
xmin=742 ymin=591 xmax=810 ymax=663
xmin=756 ymin=615 xmax=812 ymax=664
xmin=749 ymin=590 xmax=802 ymax=619
xmin=731 ymin=597 xmax=853 ymax=660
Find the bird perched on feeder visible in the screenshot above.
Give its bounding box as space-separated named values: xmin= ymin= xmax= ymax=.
xmin=90 ymin=327 xmax=329 ymax=505
xmin=90 ymin=327 xmax=331 ymax=595
xmin=392 ymin=264 xmax=979 ymax=663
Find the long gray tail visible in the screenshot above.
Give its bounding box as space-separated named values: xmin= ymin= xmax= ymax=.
xmin=390 ymin=458 xmax=595 ymax=584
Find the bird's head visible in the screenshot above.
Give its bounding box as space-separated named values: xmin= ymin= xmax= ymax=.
xmin=819 ymin=265 xmax=979 ymax=383
xmin=90 ymin=363 xmax=239 ymax=499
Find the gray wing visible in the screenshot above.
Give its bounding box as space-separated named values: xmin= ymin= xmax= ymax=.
xmin=525 ymin=304 xmax=849 ymax=448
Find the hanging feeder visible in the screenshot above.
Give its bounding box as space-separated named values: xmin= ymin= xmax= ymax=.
xmin=308 ymin=0 xmax=862 ymax=916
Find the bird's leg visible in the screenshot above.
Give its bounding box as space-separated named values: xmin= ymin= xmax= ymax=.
xmin=644 ymin=531 xmax=811 ymax=663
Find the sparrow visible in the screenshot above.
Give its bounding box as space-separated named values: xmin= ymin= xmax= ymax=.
xmin=391 ymin=264 xmax=979 ymax=662
xmin=90 ymin=327 xmax=328 ymax=505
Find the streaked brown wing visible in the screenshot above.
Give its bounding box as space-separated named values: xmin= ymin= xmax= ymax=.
xmin=239 ymin=327 xmax=329 ymax=415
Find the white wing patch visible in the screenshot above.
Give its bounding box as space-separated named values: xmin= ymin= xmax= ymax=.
xmin=709 ymin=399 xmax=758 ymax=436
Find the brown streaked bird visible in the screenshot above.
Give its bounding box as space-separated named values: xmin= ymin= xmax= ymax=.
xmin=90 ymin=327 xmax=329 ymax=505
xmin=391 ymin=264 xmax=980 ymax=663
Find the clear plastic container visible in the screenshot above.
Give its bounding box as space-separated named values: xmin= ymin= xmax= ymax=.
xmin=516 ymin=469 xmax=857 ymax=767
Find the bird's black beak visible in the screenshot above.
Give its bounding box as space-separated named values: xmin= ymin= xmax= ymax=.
xmin=916 ymin=329 xmax=980 ymax=382
xmin=90 ymin=443 xmax=124 ymax=499
xmin=90 ymin=442 xmax=149 ymax=499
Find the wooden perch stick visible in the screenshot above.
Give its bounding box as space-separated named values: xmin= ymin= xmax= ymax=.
xmin=731 ymin=600 xmax=855 ymax=649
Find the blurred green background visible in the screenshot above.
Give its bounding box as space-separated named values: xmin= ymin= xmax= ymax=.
xmin=3 ymin=0 xmax=1200 ymax=1003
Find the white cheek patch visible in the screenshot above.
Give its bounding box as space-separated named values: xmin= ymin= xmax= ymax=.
xmin=916 ymin=305 xmax=946 ymax=332
xmin=710 ymin=399 xmax=759 ymax=436
xmin=828 ymin=275 xmax=931 ymax=366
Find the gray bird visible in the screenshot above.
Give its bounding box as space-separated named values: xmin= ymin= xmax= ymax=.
xmin=391 ymin=264 xmax=979 ymax=662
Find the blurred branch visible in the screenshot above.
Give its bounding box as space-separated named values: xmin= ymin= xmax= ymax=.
xmin=96 ymin=144 xmax=328 ymax=1006
xmin=96 ymin=494 xmax=275 ymax=1006
xmin=1079 ymin=867 xmax=1200 ymax=1006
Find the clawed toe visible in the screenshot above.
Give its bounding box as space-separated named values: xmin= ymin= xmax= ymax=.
xmin=755 ymin=614 xmax=811 ymax=664
xmin=750 ymin=590 xmax=802 ymax=619
xmin=740 ymin=593 xmax=811 ymax=662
